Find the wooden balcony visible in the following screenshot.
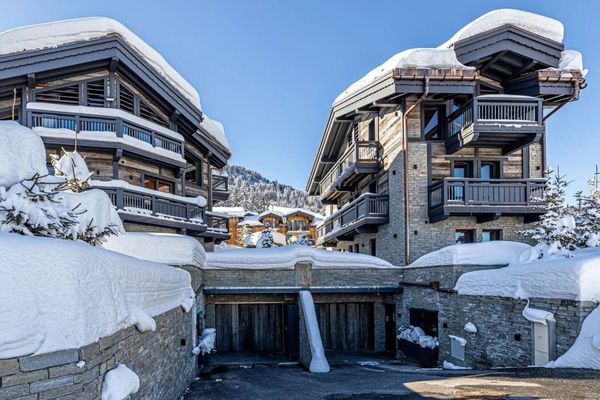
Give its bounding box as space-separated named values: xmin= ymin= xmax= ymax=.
xmin=211 ymin=173 xmax=230 ymax=202
xmin=319 ymin=141 xmax=381 ymax=204
xmin=204 ymin=211 xmax=231 ymax=240
xmin=428 ymin=178 xmax=546 ymax=223
xmin=317 ymin=193 xmax=389 ymax=245
xmin=445 ymin=95 xmax=544 ymax=155
xmin=101 ymin=185 xmax=209 ymax=232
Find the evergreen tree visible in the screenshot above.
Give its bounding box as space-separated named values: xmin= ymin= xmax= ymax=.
xmin=294 ymin=233 xmax=311 ymax=246
xmin=574 ymin=175 xmax=600 ymax=247
xmin=257 ymin=226 xmax=274 ymax=248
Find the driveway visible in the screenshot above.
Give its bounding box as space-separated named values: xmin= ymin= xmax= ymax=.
xmin=183 ymin=363 xmax=600 ymax=400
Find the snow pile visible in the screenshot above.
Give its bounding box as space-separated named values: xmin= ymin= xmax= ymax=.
xmin=409 ymin=241 xmax=530 ymax=268
xmin=440 ymin=9 xmax=564 ymax=48
xmin=201 ymin=115 xmax=230 ymax=151
xmin=335 ymin=48 xmax=472 ymax=104
xmin=522 ymin=303 xmax=555 ymax=325
xmin=397 ymin=326 xmax=439 ymax=349
xmin=0 ymin=121 xmax=48 ymax=188
xmin=299 ymin=291 xmax=330 ymax=373
xmin=554 ymin=50 xmax=588 ymax=77
xmin=197 ymin=328 xmax=216 ymax=355
xmin=464 ymin=322 xmax=478 ymax=333
xmin=442 ymin=360 xmax=471 ymax=370
xmin=449 ymin=335 xmax=467 ymax=347
xmin=205 ymin=245 xmax=395 ymax=270
xmin=0 ymin=233 xmax=194 ymax=358
xmin=63 ymin=189 xmax=124 ymax=237
xmin=455 ymin=247 xmax=600 ymax=301
xmin=549 ymin=307 xmax=600 ymax=370
xmin=101 ymin=364 xmax=140 ymax=400
xmin=0 ymin=17 xmax=201 ymax=110
xmin=51 ymin=151 xmax=92 ymax=183
xmin=103 ymin=232 xmax=207 ymax=268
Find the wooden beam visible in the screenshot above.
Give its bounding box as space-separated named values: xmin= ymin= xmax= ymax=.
xmin=26 ymin=73 xmax=36 ymax=88
xmin=109 ymin=57 xmax=119 ymax=73
xmin=480 ymin=51 xmax=507 ymax=74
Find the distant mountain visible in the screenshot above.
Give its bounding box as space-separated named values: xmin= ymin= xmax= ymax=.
xmin=216 ymin=164 xmax=324 ymax=214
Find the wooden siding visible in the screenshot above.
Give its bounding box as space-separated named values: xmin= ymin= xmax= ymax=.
xmin=215 ymin=303 xmax=285 ymax=353
xmin=316 ymin=302 xmax=375 ymax=351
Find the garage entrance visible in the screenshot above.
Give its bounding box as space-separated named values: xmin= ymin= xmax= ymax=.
xmin=316 ymin=302 xmax=375 ymax=351
xmin=215 ymin=303 xmax=285 ymax=353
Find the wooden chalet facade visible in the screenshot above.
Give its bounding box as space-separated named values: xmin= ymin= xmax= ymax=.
xmin=306 ymin=12 xmax=586 ymax=265
xmin=0 ymin=19 xmax=231 ymax=243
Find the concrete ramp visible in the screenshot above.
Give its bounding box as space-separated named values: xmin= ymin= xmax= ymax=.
xmin=299 ymin=290 xmax=330 ymax=373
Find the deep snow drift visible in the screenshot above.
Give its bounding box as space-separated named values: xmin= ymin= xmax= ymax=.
xmin=103 ymin=232 xmax=207 ymax=268
xmin=0 ymin=121 xmax=48 ymax=188
xmin=550 ymin=307 xmax=600 ymax=370
xmin=409 ymin=241 xmax=530 ymax=268
xmin=0 ymin=233 xmax=194 ymax=358
xmin=205 ymin=244 xmax=395 ymax=269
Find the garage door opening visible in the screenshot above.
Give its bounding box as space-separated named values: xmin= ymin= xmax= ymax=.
xmin=316 ymin=302 xmax=375 ymax=351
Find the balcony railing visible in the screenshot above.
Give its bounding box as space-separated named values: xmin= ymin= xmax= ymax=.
xmin=319 ymin=141 xmax=380 ymax=197
xmin=211 ymin=174 xmax=229 ymax=193
xmin=205 ymin=211 xmax=230 ymax=233
xmin=428 ymin=178 xmax=546 ymax=222
xmin=30 ymin=111 xmax=183 ymax=156
xmin=101 ymin=185 xmax=205 ymax=225
xmin=318 ymin=193 xmax=389 ymax=243
xmin=447 ymin=96 xmax=543 ymax=138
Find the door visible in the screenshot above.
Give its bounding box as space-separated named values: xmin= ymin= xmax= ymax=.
xmin=452 ymin=161 xmax=473 ymax=201
xmin=533 ymin=322 xmax=550 ymax=366
xmin=215 ymin=303 xmax=285 ymax=353
xmin=316 ymin=302 xmax=375 ymax=351
xmin=479 ymin=161 xmax=501 ymax=203
xmin=285 ymin=304 xmax=300 ymax=360
xmin=385 ymin=304 xmax=397 ymax=353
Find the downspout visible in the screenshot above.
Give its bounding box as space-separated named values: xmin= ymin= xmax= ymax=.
xmin=540 ymin=80 xmax=582 ymax=173
xmin=401 ymin=76 xmax=429 ymax=265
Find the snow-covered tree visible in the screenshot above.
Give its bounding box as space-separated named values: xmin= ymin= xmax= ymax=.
xmin=240 ymin=224 xmax=253 ymax=248
xmin=293 ymin=233 xmax=311 ymax=246
xmin=256 ymin=226 xmax=274 ymax=248
xmin=521 ymin=169 xmax=577 ymax=257
xmin=574 ymin=176 xmax=600 ymax=247
xmin=50 ymin=149 xmax=93 ymax=192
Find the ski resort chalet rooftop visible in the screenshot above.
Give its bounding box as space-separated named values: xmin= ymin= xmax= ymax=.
xmin=0 ymin=18 xmax=232 ymax=243
xmin=306 ymin=9 xmax=586 ymax=265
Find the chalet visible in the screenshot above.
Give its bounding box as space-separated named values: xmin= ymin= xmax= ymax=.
xmin=0 ymin=18 xmax=231 ymax=245
xmin=306 ymin=9 xmax=587 ymax=265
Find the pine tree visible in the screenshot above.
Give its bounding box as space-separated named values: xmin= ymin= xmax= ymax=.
xmin=574 ymin=175 xmax=600 ymax=247
xmin=257 ymin=226 xmax=274 ymax=248
xmin=521 ymin=169 xmax=577 ymax=256
xmin=294 ymin=233 xmax=311 ymax=246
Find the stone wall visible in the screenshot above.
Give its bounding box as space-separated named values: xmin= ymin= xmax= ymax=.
xmin=0 ymin=307 xmax=196 ymax=400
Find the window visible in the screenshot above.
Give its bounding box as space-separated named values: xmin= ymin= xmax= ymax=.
xmin=184 ymin=156 xmax=202 ymax=186
xmin=455 ymin=230 xmax=474 ymax=244
xmin=36 ymin=84 xmax=79 ymax=105
xmin=143 ymin=176 xmax=173 ymax=194
xmin=422 ymin=104 xmax=446 ymax=139
xmin=370 ymin=238 xmax=377 ymax=257
xmin=482 ymin=230 xmax=502 ymax=242
xmin=480 ymin=161 xmax=501 ymax=179
xmin=86 ymin=80 xmax=106 ymax=107
xmin=409 ymin=308 xmax=438 ymax=337
xmin=368 ymin=119 xmax=376 ymax=141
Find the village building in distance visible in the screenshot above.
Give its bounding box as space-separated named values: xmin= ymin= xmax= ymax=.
xmin=306 ymin=9 xmax=586 ymax=265
xmin=0 ymin=17 xmax=232 ymax=247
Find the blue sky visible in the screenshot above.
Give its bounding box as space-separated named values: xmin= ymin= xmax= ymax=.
xmin=2 ymin=0 xmax=598 ymax=196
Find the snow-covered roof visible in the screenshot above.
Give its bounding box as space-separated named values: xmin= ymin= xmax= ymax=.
xmin=454 ymin=247 xmax=600 ymax=301
xmin=102 ymin=232 xmax=207 ymax=268
xmin=213 ymin=206 xmax=248 ymax=218
xmin=408 ymin=241 xmax=530 ymax=268
xmin=0 ymin=121 xmax=48 ymax=188
xmin=0 ymin=232 xmax=193 ymax=358
xmin=334 ymin=48 xmax=473 ymax=104
xmin=205 ymin=245 xmax=395 ymax=270
xmin=200 ymin=115 xmax=230 ymax=151
xmin=268 ymin=206 xmax=326 ymax=221
xmin=238 ymin=219 xmax=264 ymax=227
xmin=439 ymin=9 xmax=564 ymax=49
xmin=0 ymin=17 xmax=202 ymax=110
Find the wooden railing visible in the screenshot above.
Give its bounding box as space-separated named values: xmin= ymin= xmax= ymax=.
xmin=30 ymin=111 xmax=183 ymax=156
xmin=205 ymin=211 xmax=229 ymax=233
xmin=447 ymin=96 xmax=543 ymax=138
xmin=318 ymin=193 xmax=389 ymax=238
xmin=211 ymin=174 xmax=229 ymax=192
xmin=428 ymin=178 xmax=546 ymax=209
xmin=101 ymin=186 xmax=205 ymax=223
xmin=319 ymin=141 xmax=380 ymax=195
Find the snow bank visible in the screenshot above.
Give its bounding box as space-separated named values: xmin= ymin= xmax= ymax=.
xmin=455 ymin=247 xmax=600 ymax=301
xmin=440 ymin=9 xmax=564 ymax=48
xmin=0 ymin=121 xmax=48 ymax=188
xmin=442 ymin=360 xmax=471 ymax=370
xmin=0 ymin=233 xmax=194 ymax=358
xmin=409 ymin=241 xmax=530 ymax=268
xmin=335 ymin=48 xmax=472 ymax=104
xmin=397 ymin=326 xmax=439 ymax=349
xmin=549 ymin=307 xmax=600 ymax=370
xmin=101 ymin=364 xmax=140 ymax=400
xmin=205 ymin=245 xmax=395 ymax=270
xmin=0 ymin=18 xmax=201 ymax=110
xmin=299 ymin=291 xmax=330 ymax=373
xmin=62 ymin=189 xmax=124 ymax=237
xmin=103 ymin=232 xmax=207 ymax=268
xmin=201 ymin=115 xmax=230 ymax=151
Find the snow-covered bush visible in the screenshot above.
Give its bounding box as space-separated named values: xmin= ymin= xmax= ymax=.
xmin=256 ymin=226 xmax=274 ymax=248
xmin=50 ymin=149 xmax=93 ymax=192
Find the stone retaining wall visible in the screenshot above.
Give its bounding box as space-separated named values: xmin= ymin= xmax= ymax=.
xmin=0 ymin=307 xmax=195 ymax=400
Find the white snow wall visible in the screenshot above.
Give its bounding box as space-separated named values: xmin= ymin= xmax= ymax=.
xmin=299 ymin=290 xmax=330 ymax=373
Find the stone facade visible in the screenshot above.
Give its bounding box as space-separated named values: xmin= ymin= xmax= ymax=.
xmin=0 ymin=307 xmax=196 ymax=400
